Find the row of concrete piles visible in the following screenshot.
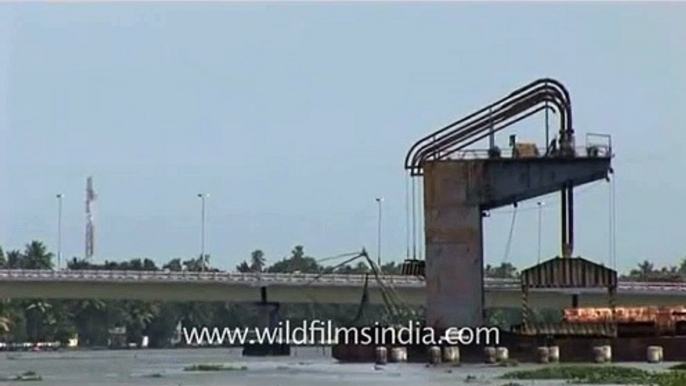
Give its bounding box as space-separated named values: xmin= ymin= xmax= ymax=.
xmin=373 ymin=345 xmax=666 ymax=365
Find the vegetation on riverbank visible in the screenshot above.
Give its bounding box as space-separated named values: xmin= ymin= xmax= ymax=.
xmin=184 ymin=364 xmax=248 ymax=372
xmin=502 ymin=365 xmax=686 ymax=385
xmin=0 ymin=370 xmax=42 ymax=382
xmin=668 ymin=362 xmax=686 ymax=370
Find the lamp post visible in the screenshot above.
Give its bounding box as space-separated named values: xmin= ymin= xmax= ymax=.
xmin=56 ymin=194 xmax=64 ymax=270
xmin=197 ymin=193 xmax=209 ymax=272
xmin=375 ymin=197 xmax=383 ymax=269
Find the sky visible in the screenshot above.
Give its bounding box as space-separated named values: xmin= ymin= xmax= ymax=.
xmin=0 ymin=3 xmax=685 ymax=273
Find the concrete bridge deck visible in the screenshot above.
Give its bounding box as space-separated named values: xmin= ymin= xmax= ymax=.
xmin=1 ymin=269 xmax=685 ymax=309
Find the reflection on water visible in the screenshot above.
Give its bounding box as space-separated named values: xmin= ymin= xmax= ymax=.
xmin=0 ymin=347 xmax=665 ymax=385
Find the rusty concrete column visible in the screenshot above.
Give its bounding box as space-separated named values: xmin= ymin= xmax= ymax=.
xmin=423 ymin=162 xmax=484 ymax=330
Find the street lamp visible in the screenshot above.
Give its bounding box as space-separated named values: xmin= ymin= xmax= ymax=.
xmin=375 ymin=197 xmax=383 ymax=269
xmin=197 ymin=193 xmax=209 ymax=272
xmin=56 ymin=194 xmax=64 ymax=270
xmin=537 ymin=201 xmax=543 ymax=264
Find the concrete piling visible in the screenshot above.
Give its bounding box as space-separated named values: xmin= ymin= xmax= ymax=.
xmin=484 ymin=346 xmax=496 ymax=364
xmin=548 ymin=346 xmax=560 ymax=363
xmin=495 ymin=347 xmax=509 ymax=363
xmin=647 ymin=346 xmax=663 ymax=363
xmin=375 ymin=347 xmax=387 ymax=365
xmin=537 ymin=347 xmax=550 ymax=364
xmin=442 ymin=346 xmax=460 ymax=364
xmin=593 ymin=346 xmax=604 ymax=363
xmin=593 ymin=345 xmax=611 ymax=363
xmin=428 ymin=346 xmax=442 ymax=365
xmin=602 ymin=345 xmax=612 ymax=362
xmin=390 ymin=347 xmax=407 ymax=363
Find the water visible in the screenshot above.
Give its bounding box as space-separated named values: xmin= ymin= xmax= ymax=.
xmin=0 ymin=347 xmax=669 ymax=385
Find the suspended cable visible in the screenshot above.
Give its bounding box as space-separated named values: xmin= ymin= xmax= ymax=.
xmin=488 ymin=182 xmax=602 ymax=215
xmin=537 ymin=202 xmax=543 ymax=265
xmin=305 ymin=252 xmax=366 ymax=286
xmin=349 ymin=274 xmax=369 ymax=326
xmin=411 ymin=177 xmax=417 ymax=259
xmin=545 ymin=97 xmax=550 ymax=152
xmin=501 ymin=205 xmax=518 ymax=265
xmin=405 ymin=173 xmax=411 ymax=259
xmin=607 ymin=176 xmax=614 ymax=269
xmin=417 ymin=177 xmax=424 ymax=259
xmin=611 ymin=171 xmax=617 ymax=270
xmin=315 ymin=251 xmax=368 ymax=264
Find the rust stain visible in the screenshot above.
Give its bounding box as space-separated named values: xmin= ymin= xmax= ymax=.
xmin=563 ymin=306 xmax=686 ymax=334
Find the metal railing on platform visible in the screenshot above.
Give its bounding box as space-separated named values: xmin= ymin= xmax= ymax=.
xmin=445 ymin=145 xmax=612 ymax=161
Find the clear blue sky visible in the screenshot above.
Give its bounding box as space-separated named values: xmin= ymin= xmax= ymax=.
xmin=1 ymin=3 xmax=684 ymax=273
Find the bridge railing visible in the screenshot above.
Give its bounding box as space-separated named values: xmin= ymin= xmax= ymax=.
xmin=0 ymin=269 xmax=685 ymax=293
xmin=0 ymin=269 xmax=429 ymax=287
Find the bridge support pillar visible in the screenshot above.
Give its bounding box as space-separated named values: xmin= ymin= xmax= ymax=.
xmin=424 ymin=175 xmax=484 ymax=329
xmin=423 ymin=157 xmax=611 ymax=330
xmin=243 ymin=286 xmax=290 ymax=356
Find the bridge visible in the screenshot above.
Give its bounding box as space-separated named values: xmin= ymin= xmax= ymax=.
xmin=2 ymin=269 xmax=686 ymax=309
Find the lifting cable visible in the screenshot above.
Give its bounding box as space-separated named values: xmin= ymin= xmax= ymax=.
xmin=405 ymin=173 xmax=411 ymax=259
xmin=609 ymin=170 xmax=617 ymax=270
xmin=349 ymin=274 xmax=370 ymax=326
xmin=411 ymin=177 xmax=417 ymax=259
xmin=417 ymin=178 xmax=424 ymax=259
xmin=501 ymin=204 xmax=518 ymax=265
xmin=301 ymin=249 xmax=412 ymax=325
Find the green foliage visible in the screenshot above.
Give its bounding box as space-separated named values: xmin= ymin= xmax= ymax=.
xmin=184 ymin=364 xmax=248 ymax=372
xmin=485 ymin=262 xmax=518 ymax=279
xmin=502 ymin=365 xmax=652 ymax=383
xmin=501 ymin=365 xmax=686 ymax=385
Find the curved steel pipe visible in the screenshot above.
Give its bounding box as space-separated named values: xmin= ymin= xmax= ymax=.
xmin=411 ymin=85 xmax=567 ymax=165
xmin=415 ymin=96 xmax=561 ymax=165
xmin=439 ymin=105 xmax=558 ymax=161
xmin=408 ymin=87 xmax=568 ymax=172
xmin=404 ymin=78 xmax=570 ymax=168
xmin=405 ymin=78 xmax=572 ymax=173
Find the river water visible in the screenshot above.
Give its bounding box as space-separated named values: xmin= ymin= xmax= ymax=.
xmin=0 ymin=347 xmax=668 ymax=385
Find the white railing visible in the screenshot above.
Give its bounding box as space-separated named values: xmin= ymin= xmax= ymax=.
xmin=1 ymin=269 xmax=686 ymax=294
xmin=0 ymin=269 xmax=427 ymax=287
xmin=446 ymin=145 xmax=612 ymax=161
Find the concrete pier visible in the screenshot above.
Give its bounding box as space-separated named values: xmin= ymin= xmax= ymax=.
xmin=243 ymin=287 xmax=290 ymax=356
xmin=647 ymin=346 xmax=662 ymax=363
xmin=375 ymin=347 xmax=388 ymax=365
xmin=428 ymin=346 xmax=441 ymax=364
xmin=422 ymin=157 xmax=611 ymax=330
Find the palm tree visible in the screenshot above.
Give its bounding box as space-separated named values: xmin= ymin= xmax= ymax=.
xmin=250 ymin=250 xmax=266 ymax=272
xmin=0 ymin=316 xmax=9 ymax=333
xmin=236 ymin=261 xmax=251 ymax=273
xmin=69 ymin=299 xmax=108 ymax=346
xmin=0 ymin=300 xmax=12 ymax=333
xmin=22 ymin=241 xmax=53 ymax=270
xmin=123 ymin=301 xmax=160 ymax=344
xmin=163 ymin=258 xmax=183 ymax=271
xmin=630 ymin=260 xmax=655 ymax=281
xmin=485 ymin=263 xmax=518 ymax=279
xmin=6 ymin=250 xmax=22 ymax=269
xmin=25 ymin=300 xmax=55 ymax=341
